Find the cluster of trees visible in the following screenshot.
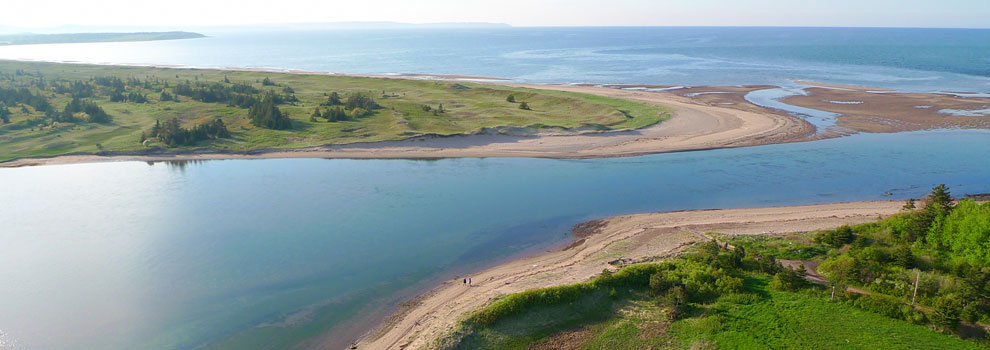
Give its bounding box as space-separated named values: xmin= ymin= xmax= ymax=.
xmin=57 ymin=98 xmax=112 ymax=123
xmin=149 ymin=118 xmax=230 ymax=147
xmin=172 ymin=81 xmax=263 ymax=108
xmin=0 ymin=86 xmax=51 ymax=113
xmin=506 ymin=94 xmax=531 ymax=110
xmin=249 ymin=93 xmax=292 ymax=130
xmin=110 ymin=91 xmax=149 ymax=103
xmin=421 ymin=103 xmax=446 ymax=116
xmin=808 ymin=184 xmax=990 ymax=331
xmin=311 ymin=92 xmax=380 ymax=122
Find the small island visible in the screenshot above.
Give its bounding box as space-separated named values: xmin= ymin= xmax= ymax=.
xmin=0 ymin=31 xmax=205 ymax=46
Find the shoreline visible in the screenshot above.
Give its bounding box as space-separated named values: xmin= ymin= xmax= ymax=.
xmin=0 ymin=72 xmax=815 ymax=168
xmin=354 ymin=200 xmax=906 ymax=349
xmin=2 ymin=60 xmax=988 ymax=168
xmin=354 ymin=200 xmax=907 ymax=349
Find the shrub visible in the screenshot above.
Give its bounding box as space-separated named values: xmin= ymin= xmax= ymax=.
xmin=851 ymin=294 xmax=903 ymax=319
xmin=816 ymin=225 xmax=854 ymax=247
xmin=931 ymin=294 xmax=963 ymax=330
xmin=716 ymin=276 xmax=744 ymax=294
xmin=519 ymin=102 xmax=531 ymax=110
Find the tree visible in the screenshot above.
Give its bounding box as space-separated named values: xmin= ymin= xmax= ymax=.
xmin=931 ymin=295 xmax=963 ymax=330
xmin=325 ymin=91 xmax=342 ymax=106
xmin=519 ymin=102 xmax=531 ymax=110
xmin=903 ymin=198 xmax=916 ymax=211
xmin=261 ymin=77 xmax=276 ymax=86
xmin=932 ymin=200 xmax=990 ymax=265
xmin=0 ymin=102 xmax=10 ymax=123
xmin=248 ymin=93 xmax=291 ymax=130
xmin=816 ymin=225 xmax=854 ymax=248
xmin=506 ymin=95 xmax=515 ymax=103
xmin=930 ymin=184 xmax=953 ymax=210
xmin=893 ymin=245 xmax=914 ymax=269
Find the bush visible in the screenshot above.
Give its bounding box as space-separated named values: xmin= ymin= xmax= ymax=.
xmin=519 ymin=102 xmax=531 ymax=110
xmin=851 ymin=294 xmax=903 ymax=319
xmin=931 ymin=294 xmax=963 ymax=330
xmin=716 ymin=276 xmax=744 ymax=294
xmin=816 ymin=225 xmax=854 ymax=247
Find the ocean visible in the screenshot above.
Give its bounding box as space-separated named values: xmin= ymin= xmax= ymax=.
xmin=0 ymin=27 xmax=988 ymax=92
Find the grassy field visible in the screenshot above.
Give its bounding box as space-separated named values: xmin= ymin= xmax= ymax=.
xmin=447 ymin=271 xmax=982 ymax=350
xmin=0 ymin=60 xmax=671 ymax=162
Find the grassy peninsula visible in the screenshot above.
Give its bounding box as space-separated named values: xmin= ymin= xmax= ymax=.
xmin=0 ymin=61 xmax=671 ymax=163
xmin=441 ymin=185 xmax=990 ymax=349
xmin=0 ymin=31 xmax=205 ymax=45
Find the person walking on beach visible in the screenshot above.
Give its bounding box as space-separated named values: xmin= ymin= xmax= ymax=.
xmin=469 ymin=278 xmax=472 ymax=285
xmin=462 ymin=278 xmax=466 ymax=285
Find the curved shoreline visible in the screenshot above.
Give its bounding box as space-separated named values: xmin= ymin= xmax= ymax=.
xmin=354 ymin=200 xmax=905 ymax=350
xmin=0 ymin=82 xmax=814 ymax=168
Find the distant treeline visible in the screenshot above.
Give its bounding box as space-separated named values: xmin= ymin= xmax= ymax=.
xmin=0 ymin=69 xmax=297 ymax=133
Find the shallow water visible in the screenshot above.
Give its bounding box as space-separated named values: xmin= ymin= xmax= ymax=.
xmin=2 ymin=130 xmax=990 ymax=349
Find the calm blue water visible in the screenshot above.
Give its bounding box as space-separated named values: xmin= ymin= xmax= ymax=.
xmin=0 ymin=27 xmax=988 ymax=92
xmin=2 ymin=130 xmax=990 ymax=349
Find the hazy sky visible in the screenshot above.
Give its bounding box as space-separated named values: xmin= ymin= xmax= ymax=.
xmin=4 ymin=0 xmax=990 ymax=28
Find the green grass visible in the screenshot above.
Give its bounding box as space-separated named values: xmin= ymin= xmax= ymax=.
xmin=446 ymin=266 xmax=983 ymax=350
xmin=0 ymin=60 xmax=672 ymax=162
xmin=668 ymin=276 xmax=981 ymax=350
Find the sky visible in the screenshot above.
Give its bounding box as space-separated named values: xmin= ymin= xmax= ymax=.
xmin=2 ymin=0 xmax=989 ymax=29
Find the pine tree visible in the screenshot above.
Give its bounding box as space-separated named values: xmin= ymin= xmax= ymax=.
xmin=903 ymin=198 xmax=916 ymax=210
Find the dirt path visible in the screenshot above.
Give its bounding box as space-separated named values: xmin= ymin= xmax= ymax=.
xmin=352 ymin=201 xmax=902 ymax=350
xmin=0 ymin=84 xmax=813 ymax=168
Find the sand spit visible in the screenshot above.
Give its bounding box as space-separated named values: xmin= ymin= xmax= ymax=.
xmin=354 ymin=201 xmax=904 ymax=350
xmin=1 ymin=83 xmax=814 ymax=168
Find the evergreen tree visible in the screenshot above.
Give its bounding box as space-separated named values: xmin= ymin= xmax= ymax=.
xmin=0 ymin=102 xmax=10 ymax=123
xmin=248 ymin=92 xmax=291 ymax=130
xmin=903 ymin=198 xmax=916 ymax=210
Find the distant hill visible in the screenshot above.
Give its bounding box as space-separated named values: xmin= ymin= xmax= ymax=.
xmin=0 ymin=31 xmax=205 ymax=45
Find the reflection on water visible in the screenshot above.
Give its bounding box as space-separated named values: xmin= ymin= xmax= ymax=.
xmin=2 ymin=130 xmax=990 ymax=349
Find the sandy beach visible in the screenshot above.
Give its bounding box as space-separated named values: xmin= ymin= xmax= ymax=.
xmin=0 ymin=82 xmax=814 ymax=168
xmin=354 ymin=200 xmax=904 ymax=350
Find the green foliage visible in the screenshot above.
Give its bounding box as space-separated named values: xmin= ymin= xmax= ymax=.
xmin=61 ymin=98 xmax=112 ymax=123
xmin=815 ymin=225 xmax=854 ymax=247
xmin=248 ymin=93 xmax=291 ymax=130
xmin=150 ymin=118 xmax=230 ymax=147
xmin=0 ymin=102 xmax=10 ymax=123
xmin=769 ymin=268 xmax=804 ymax=291
xmin=506 ymin=95 xmax=515 ymax=103
xmin=931 ymin=200 xmax=990 ymax=266
xmin=519 ymin=102 xmax=531 ymax=110
xmin=931 ymin=294 xmax=963 ymax=330
xmin=893 ymin=245 xmax=915 ymax=269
